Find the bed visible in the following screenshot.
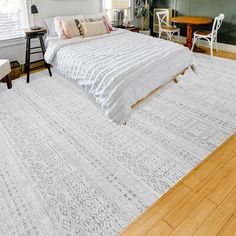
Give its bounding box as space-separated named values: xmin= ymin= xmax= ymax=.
xmin=45 ymin=29 xmax=194 ymax=124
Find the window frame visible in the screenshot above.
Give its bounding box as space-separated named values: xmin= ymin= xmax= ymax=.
xmin=0 ymin=0 xmax=29 ymax=44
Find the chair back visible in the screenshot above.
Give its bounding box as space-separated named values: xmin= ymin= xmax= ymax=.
xmin=211 ymin=14 xmax=224 ymax=38
xmin=156 ymin=10 xmax=170 ymax=31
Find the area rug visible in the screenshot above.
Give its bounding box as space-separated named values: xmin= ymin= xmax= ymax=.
xmin=0 ymin=54 xmax=235 ymax=235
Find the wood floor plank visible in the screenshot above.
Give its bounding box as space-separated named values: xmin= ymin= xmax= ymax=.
xmin=120 ymin=134 xmax=236 ymax=235
xmin=120 ymin=184 xmax=190 ymax=236
xmin=146 ymin=220 xmax=173 ymax=236
xmin=183 ymin=159 xmax=218 ymax=190
xmin=170 ymin=198 xmax=217 ymax=236
xmin=183 ymin=140 xmax=236 ymax=189
xmin=200 ymin=47 xmax=236 ymax=60
xmin=218 ymin=216 xmax=236 ymax=236
xmin=164 ymin=152 xmax=236 ymax=228
xmin=194 ymin=188 xmax=236 ymax=236
xmin=207 ymin=166 xmax=236 ymax=205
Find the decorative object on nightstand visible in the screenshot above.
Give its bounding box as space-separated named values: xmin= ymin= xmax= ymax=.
xmin=0 ymin=60 xmax=12 ymax=89
xmin=107 ymin=0 xmax=130 ymax=27
xmin=24 ymin=27 xmax=52 ymax=83
xmin=123 ymin=16 xmax=129 ymax=28
xmin=30 ymin=1 xmax=41 ymax=30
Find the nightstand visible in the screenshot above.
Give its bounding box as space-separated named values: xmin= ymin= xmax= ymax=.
xmin=125 ymin=26 xmax=140 ymax=33
xmin=116 ymin=26 xmax=140 ymax=33
xmin=24 ymin=27 xmax=52 ymax=83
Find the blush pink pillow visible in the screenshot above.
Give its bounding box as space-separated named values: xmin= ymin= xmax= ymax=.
xmin=101 ymin=16 xmax=115 ymax=32
xmin=60 ymin=19 xmax=81 ymax=39
xmin=84 ymin=15 xmax=115 ymax=32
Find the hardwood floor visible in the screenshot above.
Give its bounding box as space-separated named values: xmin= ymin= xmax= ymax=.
xmin=199 ymin=47 xmax=236 ymax=60
xmin=120 ymin=133 xmax=236 ymax=236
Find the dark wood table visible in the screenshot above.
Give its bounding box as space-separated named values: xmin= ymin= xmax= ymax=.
xmin=171 ymin=16 xmax=212 ymax=51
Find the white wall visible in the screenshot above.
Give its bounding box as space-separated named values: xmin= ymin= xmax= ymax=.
xmin=0 ymin=0 xmax=103 ymax=63
xmin=36 ymin=0 xmax=102 ymax=24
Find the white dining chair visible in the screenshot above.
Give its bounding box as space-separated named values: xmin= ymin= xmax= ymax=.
xmin=191 ymin=14 xmax=225 ymax=57
xmin=0 ymin=60 xmax=12 ymax=89
xmin=156 ymin=10 xmax=180 ymax=41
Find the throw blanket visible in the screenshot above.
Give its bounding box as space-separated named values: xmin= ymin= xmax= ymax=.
xmin=45 ymin=30 xmax=194 ymax=123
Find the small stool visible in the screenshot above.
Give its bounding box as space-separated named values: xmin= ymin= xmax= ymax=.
xmin=0 ymin=60 xmax=12 ymax=89
xmin=24 ymin=27 xmax=52 ymax=83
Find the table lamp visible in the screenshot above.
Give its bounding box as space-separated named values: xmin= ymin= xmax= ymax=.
xmin=111 ymin=0 xmax=130 ymax=27
xmin=30 ymin=3 xmax=41 ymax=30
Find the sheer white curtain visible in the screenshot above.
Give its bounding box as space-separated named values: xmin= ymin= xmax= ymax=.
xmin=0 ymin=0 xmax=28 ymax=41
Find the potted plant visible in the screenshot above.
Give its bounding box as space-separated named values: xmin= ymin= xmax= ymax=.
xmin=135 ymin=0 xmax=152 ymax=34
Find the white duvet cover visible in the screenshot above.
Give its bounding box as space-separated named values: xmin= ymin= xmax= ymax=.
xmin=45 ymin=29 xmax=194 ymax=124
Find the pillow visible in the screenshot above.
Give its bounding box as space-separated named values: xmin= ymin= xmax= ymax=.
xmin=60 ymin=19 xmax=81 ymax=39
xmin=75 ymin=19 xmax=86 ymax=35
xmin=101 ymin=16 xmax=115 ymax=32
xmin=54 ymin=15 xmax=84 ymax=38
xmin=85 ymin=13 xmax=115 ymax=32
xmin=82 ymin=21 xmax=108 ymax=37
xmin=44 ymin=17 xmax=57 ymax=36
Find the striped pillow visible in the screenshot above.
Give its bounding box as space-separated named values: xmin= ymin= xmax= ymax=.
xmin=81 ymin=21 xmax=109 ymax=37
xmin=75 ymin=19 xmax=87 ymax=35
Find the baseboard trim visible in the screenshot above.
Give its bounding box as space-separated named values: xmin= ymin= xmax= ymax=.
xmin=173 ymin=35 xmax=236 ymax=53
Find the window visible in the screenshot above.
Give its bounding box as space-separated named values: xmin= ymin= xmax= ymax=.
xmin=0 ymin=0 xmax=28 ymax=41
xmin=105 ymin=0 xmax=134 ymax=22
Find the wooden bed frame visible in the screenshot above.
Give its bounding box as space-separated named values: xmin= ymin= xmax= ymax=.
xmin=123 ymin=67 xmax=188 ymax=125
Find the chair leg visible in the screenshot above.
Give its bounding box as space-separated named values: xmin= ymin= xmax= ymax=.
xmin=26 ymin=38 xmax=31 ymax=83
xmin=215 ymin=37 xmax=219 ymax=52
xmin=210 ymin=41 xmax=214 ymax=57
xmin=6 ymin=74 xmax=12 ymax=89
xmin=178 ymin=30 xmax=180 ymax=42
xmin=191 ymin=36 xmax=196 ymax=51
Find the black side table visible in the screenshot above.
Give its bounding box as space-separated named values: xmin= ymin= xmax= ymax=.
xmin=24 ymin=27 xmax=52 ymax=83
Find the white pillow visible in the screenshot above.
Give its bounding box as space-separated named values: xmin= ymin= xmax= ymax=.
xmin=44 ymin=17 xmax=57 ymax=36
xmin=82 ymin=21 xmax=108 ymax=37
xmin=54 ymin=15 xmax=84 ymax=38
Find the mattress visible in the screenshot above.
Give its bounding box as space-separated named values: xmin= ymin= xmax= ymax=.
xmin=45 ymin=29 xmax=194 ymax=124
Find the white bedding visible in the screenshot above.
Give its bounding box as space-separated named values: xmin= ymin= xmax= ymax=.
xmin=45 ymin=29 xmax=194 ymax=124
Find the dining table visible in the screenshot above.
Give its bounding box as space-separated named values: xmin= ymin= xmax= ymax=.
xmin=171 ymin=16 xmax=212 ymax=51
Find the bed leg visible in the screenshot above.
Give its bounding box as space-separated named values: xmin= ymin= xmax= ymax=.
xmin=173 ymin=78 xmax=178 ymax=83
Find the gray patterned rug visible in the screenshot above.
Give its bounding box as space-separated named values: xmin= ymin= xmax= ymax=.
xmin=0 ymin=54 xmax=235 ymax=236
